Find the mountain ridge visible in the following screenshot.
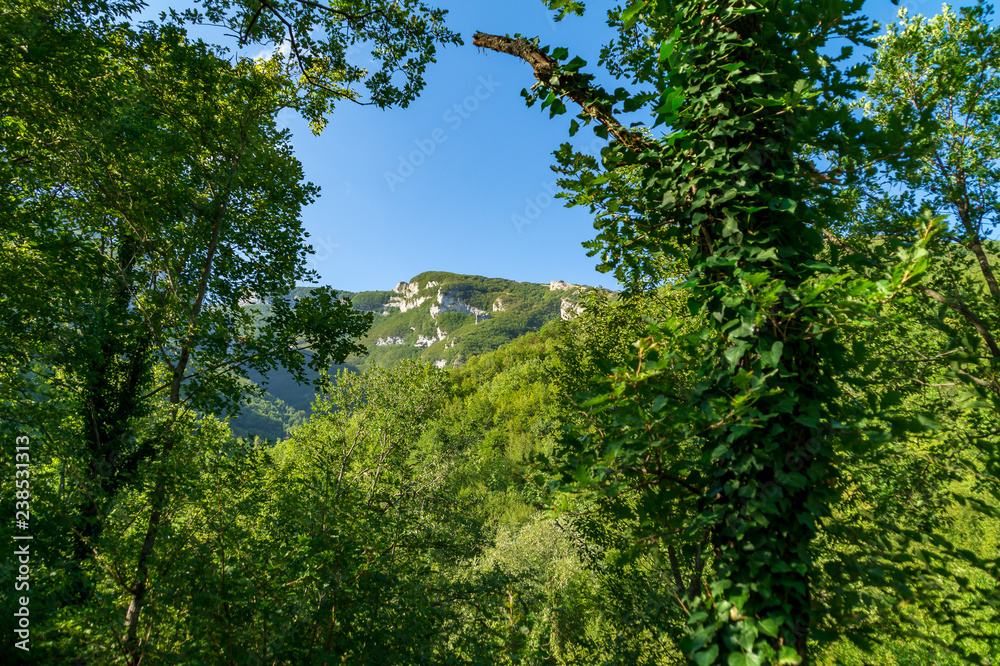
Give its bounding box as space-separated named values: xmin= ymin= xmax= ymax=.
xmin=230 ymin=271 xmax=592 ymax=440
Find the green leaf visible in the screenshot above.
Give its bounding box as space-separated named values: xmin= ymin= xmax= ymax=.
xmin=621 ymin=0 xmax=647 ymax=28
xmin=757 ymin=618 xmax=780 ymax=638
xmin=724 ymin=340 xmax=751 ymax=366
xmin=760 ymin=341 xmax=783 ymax=367
xmin=769 ymin=198 xmax=797 ymax=213
xmin=711 ymin=443 xmax=731 ymax=460
xmin=777 ymin=646 xmax=803 ymax=665
xmin=693 ymin=645 xmax=720 ymax=665
xmin=660 ymin=36 xmax=676 ymax=64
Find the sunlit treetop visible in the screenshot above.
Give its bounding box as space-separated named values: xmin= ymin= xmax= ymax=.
xmin=157 ymin=0 xmax=463 ymax=132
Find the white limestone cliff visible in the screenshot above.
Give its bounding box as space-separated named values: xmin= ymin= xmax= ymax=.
xmin=429 ymin=287 xmax=488 ymax=319
xmin=393 ymin=281 xmax=420 ymax=297
xmin=560 ymin=298 xmax=584 ymax=321
xmin=414 ymin=327 xmax=448 ymax=349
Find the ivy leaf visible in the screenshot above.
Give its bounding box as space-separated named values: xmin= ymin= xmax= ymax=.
xmin=724 ymin=340 xmax=751 ymax=367
xmin=760 ymin=341 xmax=783 ymax=367
xmin=769 ymin=198 xmax=797 ymax=213
xmin=693 ymin=644 xmax=720 ymax=666
xmin=757 ymin=618 xmax=780 ymax=638
xmin=777 ymin=646 xmax=803 ymax=665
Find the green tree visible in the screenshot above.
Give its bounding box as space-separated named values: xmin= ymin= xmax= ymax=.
xmin=802 ymin=4 xmax=1000 ymax=660
xmin=475 ymin=1 xmax=937 ymax=663
xmin=836 ymin=0 xmax=1000 ymax=392
xmin=219 ymin=362 xmax=463 ymax=663
xmin=0 ymin=6 xmax=381 ymax=660
xmin=181 ymin=0 xmax=462 ymax=131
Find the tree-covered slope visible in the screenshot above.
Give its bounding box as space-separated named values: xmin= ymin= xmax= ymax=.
xmin=229 ymin=271 xmax=588 ymax=439
xmin=356 ymin=271 xmax=579 ymax=368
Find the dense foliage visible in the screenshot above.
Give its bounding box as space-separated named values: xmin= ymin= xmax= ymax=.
xmin=2 ymin=0 xmax=999 ymax=664
xmin=476 ymin=0 xmax=999 ymax=663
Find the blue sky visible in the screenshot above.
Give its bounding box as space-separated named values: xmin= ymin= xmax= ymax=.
xmin=282 ymin=0 xmax=621 ymax=293
xmin=142 ymin=0 xmax=972 ymax=293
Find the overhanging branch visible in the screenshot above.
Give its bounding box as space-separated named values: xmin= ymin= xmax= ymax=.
xmin=472 ymin=32 xmax=651 ymax=156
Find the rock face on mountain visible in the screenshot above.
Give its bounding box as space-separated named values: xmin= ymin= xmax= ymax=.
xmin=232 ymin=271 xmax=593 ymax=439
xmin=414 ymin=327 xmax=448 ymax=349
xmin=266 ymin=272 xmax=589 ymax=375
xmin=561 ymin=299 xmax=584 ymax=320
xmin=388 ymin=281 xmax=429 ymax=312
xmin=547 ymin=280 xmax=585 ymax=320
xmin=429 ymin=288 xmax=488 ymax=319
xmin=347 ymin=271 xmax=589 ymax=371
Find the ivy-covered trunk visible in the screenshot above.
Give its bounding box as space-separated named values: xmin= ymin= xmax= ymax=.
xmin=667 ymin=9 xmax=837 ymax=663
xmin=476 ymin=1 xmax=882 ymax=662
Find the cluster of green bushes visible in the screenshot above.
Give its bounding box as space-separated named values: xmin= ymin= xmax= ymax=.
xmin=227 ymin=391 xmax=308 ymax=441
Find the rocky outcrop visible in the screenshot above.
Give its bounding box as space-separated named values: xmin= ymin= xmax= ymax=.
xmin=375 ymin=336 xmax=405 ymax=346
xmin=385 ymin=281 xmax=428 ymax=312
xmin=429 ymin=288 xmax=488 ymax=319
xmin=390 ymin=295 xmax=428 ymax=312
xmin=549 ymin=281 xmax=585 ymax=320
xmin=393 ymin=281 xmax=420 ymax=297
xmin=492 ymin=298 xmax=506 ymax=312
xmin=414 ymin=327 xmax=448 ymax=349
xmin=386 ymin=281 xmax=427 ymax=312
xmin=560 ymin=298 xmax=584 ymax=321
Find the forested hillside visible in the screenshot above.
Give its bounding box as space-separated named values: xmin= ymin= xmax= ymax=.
xmin=229 ymin=272 xmax=581 ymax=439
xmin=2 ymin=0 xmax=999 ymax=665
